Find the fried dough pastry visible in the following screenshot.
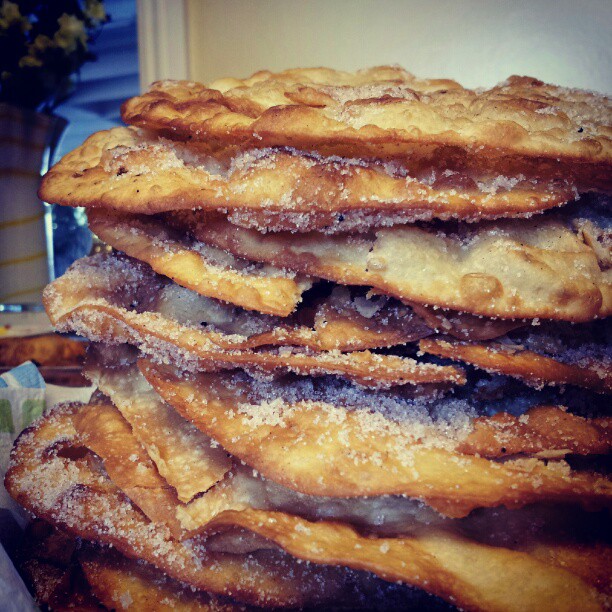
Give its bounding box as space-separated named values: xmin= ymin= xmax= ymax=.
xmin=79 ymin=548 xmax=245 ymax=611
xmin=139 ymin=360 xmax=612 ymax=518
xmin=574 ymin=211 xmax=612 ymax=315
xmin=121 ymin=68 xmax=612 ymax=190
xmin=0 ymin=333 xmax=86 ymax=368
xmin=17 ymin=521 xmax=104 ymax=611
xmin=84 ymin=364 xmax=231 ymax=503
xmin=185 ymin=214 xmax=606 ymax=321
xmin=72 ymin=401 xmax=186 ymax=538
xmin=44 ymin=254 xmax=432 ymax=355
xmin=88 ymin=209 xmax=310 ymax=316
xmin=195 ymin=347 xmax=466 ymax=389
xmin=45 ymin=254 xmax=456 ymax=387
xmin=302 ymin=286 xmax=434 ymax=350
xmin=4 ymin=405 xmax=380 ymax=608
xmin=420 ymin=338 xmax=612 ymax=393
xmin=76 ymin=366 xmax=609 ymax=538
xmin=38 ymin=126 xmax=576 ymax=226
xmin=77 ymin=363 xmax=462 ymax=537
xmin=67 ymin=388 xmax=441 ymax=539
xmin=20 ymin=521 xmax=242 ymax=611
xmin=216 ymin=204 xmax=555 ymax=234
xmin=9 ymin=405 xmax=607 ymax=611
xmin=44 ymin=252 xmax=540 ymax=362
xmin=43 ymin=254 xmax=282 ymax=353
xmin=408 ymin=302 xmax=526 ymax=340
xmin=201 ymin=509 xmax=604 ymax=612
xmin=79 ymin=544 xmax=467 ymax=612
xmin=457 ymin=405 xmax=611 ymax=459
xmin=517 ymin=542 xmax=612 ymax=598
xmin=420 ymin=311 xmax=612 ymax=389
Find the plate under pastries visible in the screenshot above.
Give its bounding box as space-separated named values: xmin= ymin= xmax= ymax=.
xmin=7 ymin=65 xmax=612 ymax=611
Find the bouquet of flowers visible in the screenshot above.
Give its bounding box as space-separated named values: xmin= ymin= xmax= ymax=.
xmin=0 ymin=0 xmax=109 ymax=111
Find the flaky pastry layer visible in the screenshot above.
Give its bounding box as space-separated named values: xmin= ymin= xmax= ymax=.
xmin=183 ymin=213 xmax=607 ymax=321
xmin=44 ymin=254 xmax=459 ymax=388
xmin=88 ymin=209 xmax=310 ymax=317
xmin=79 ymin=547 xmax=243 ymax=612
xmin=7 ymin=405 xmax=607 ymax=612
xmin=38 ymin=126 xmax=576 ymax=226
xmin=140 ymin=359 xmax=612 ymax=518
xmin=420 ymin=338 xmax=612 ymax=394
xmin=85 ymin=364 xmax=231 ymax=503
xmin=121 ymin=68 xmax=612 ymax=190
xmin=4 ymin=405 xmax=375 ymax=608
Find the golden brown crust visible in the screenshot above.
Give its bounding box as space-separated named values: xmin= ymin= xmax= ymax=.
xmin=3 ymin=405 xmax=368 ymax=608
xmin=198 ymin=348 xmax=466 ymax=389
xmin=186 ymin=214 xmax=606 ymax=322
xmin=121 ymin=69 xmax=612 ymax=190
xmin=44 ymin=254 xmax=432 ymax=354
xmin=419 ymin=338 xmax=612 ymax=394
xmin=0 ymin=334 xmax=86 ymax=368
xmin=202 ymin=509 xmax=604 ymax=612
xmin=44 ymin=255 xmax=446 ymax=390
xmin=8 ymin=406 xmax=607 ymax=612
xmin=139 ymin=360 xmax=612 ymax=518
xmin=457 ymin=406 xmax=611 ymax=458
xmin=519 ymin=542 xmax=612 ymax=597
xmin=72 ymin=402 xmax=186 ymax=538
xmin=79 ymin=547 xmax=245 ymax=611
xmin=88 ymin=210 xmax=310 ymax=317
xmin=38 ymin=126 xmax=576 ymax=224
xmin=85 ymin=364 xmax=231 ymax=504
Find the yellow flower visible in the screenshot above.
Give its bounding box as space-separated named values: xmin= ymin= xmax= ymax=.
xmin=0 ymin=1 xmax=31 ymax=32
xmin=32 ymin=34 xmax=55 ymax=53
xmin=54 ymin=13 xmax=88 ymax=53
xmin=18 ymin=36 xmax=55 ymax=69
xmin=18 ymin=54 xmax=42 ymax=68
xmin=84 ymin=0 xmax=107 ymax=24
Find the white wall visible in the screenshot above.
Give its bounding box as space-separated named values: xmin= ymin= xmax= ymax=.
xmin=185 ymin=0 xmax=611 ymax=93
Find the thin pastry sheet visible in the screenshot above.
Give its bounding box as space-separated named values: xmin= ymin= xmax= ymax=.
xmin=201 ymin=508 xmax=604 ymax=612
xmin=7 ymin=405 xmax=607 ymax=612
xmin=44 ymin=253 xmax=432 ymax=354
xmin=120 ymin=68 xmax=612 ymax=190
xmin=79 ymin=547 xmax=244 ymax=611
xmin=84 ymin=364 xmax=231 ymax=503
xmin=456 ymin=405 xmax=611 ymax=459
xmin=44 ymin=254 xmax=456 ymax=387
xmin=72 ymin=401 xmax=186 ymax=538
xmin=88 ymin=209 xmax=311 ymax=316
xmin=38 ymin=126 xmax=576 ymax=225
xmin=185 ymin=213 xmax=606 ymax=322
xmin=78 ymin=364 xmax=610 ymax=539
xmin=420 ymin=338 xmax=612 ymax=393
xmin=4 ymin=405 xmax=377 ymax=609
xmin=139 ymin=359 xmax=612 ymax=518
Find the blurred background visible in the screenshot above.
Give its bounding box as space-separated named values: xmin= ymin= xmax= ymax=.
xmin=182 ymin=0 xmax=612 ymax=91
xmin=0 ymin=0 xmax=610 ymax=307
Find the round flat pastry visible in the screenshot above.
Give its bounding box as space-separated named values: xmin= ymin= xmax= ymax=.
xmin=121 ymin=67 xmax=612 ymax=190
xmin=177 ymin=212 xmax=607 ymax=322
xmin=38 ymin=126 xmax=576 ymax=226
